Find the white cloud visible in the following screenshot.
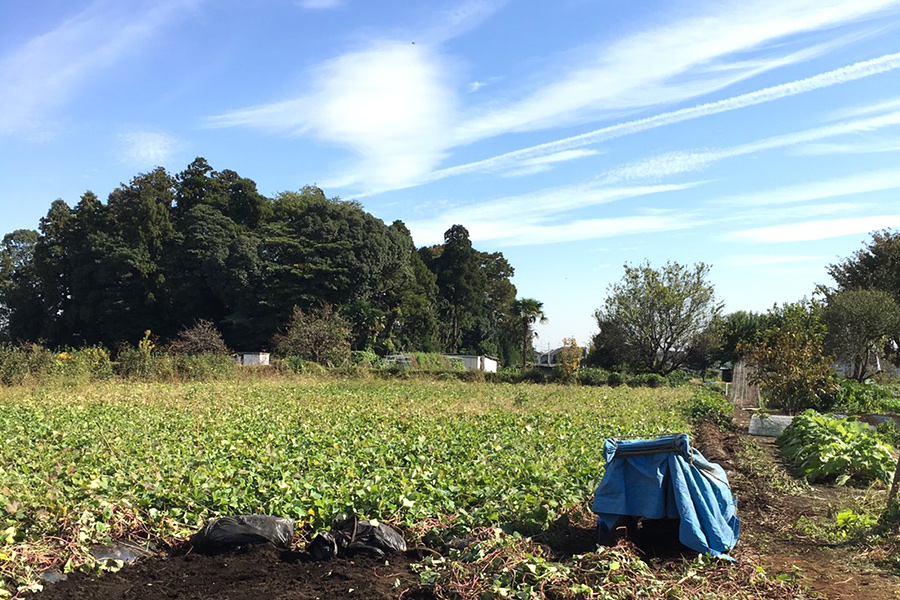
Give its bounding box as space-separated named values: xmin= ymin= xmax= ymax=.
xmin=452 ymin=0 xmax=900 ymax=142
xmin=723 ymin=215 xmax=900 ymax=243
xmin=826 ymin=95 xmax=900 ymax=120
xmin=209 ymin=41 xmax=459 ymax=190
xmin=603 ymin=110 xmax=900 ymax=182
xmin=118 ymin=130 xmax=181 ymax=167
xmin=405 ymin=181 xmax=703 ymax=245
xmin=719 ymin=254 xmax=831 ymax=267
xmin=426 ymin=51 xmax=900 ymax=185
xmin=469 ymin=214 xmax=698 ymax=247
xmin=713 ymin=169 xmax=900 ymax=206
xmin=206 ymin=0 xmax=900 ymax=195
xmin=794 ymin=137 xmax=900 ymax=155
xmin=0 ymin=0 xmax=197 ymax=137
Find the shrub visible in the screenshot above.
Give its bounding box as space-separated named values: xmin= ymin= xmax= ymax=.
xmin=777 ymin=410 xmax=895 ymax=484
xmin=171 ymin=353 xmax=236 ymax=380
xmin=168 ymin=320 xmax=229 ymax=355
xmin=576 ymin=368 xmax=609 ymax=386
xmin=681 ymin=387 xmax=734 ymax=428
xmin=629 ymin=373 xmax=667 ymax=388
xmin=750 ymin=300 xmax=838 ymax=414
xmin=830 ymin=379 xmax=897 ymax=414
xmin=281 ymin=355 xmax=327 ymax=376
xmin=350 ymin=350 xmax=382 ymax=368
xmin=553 ymin=337 xmax=582 ymax=383
xmin=665 ymin=369 xmax=692 ymax=387
xmin=0 ymin=344 xmax=29 ymax=386
xmin=607 ymin=372 xmax=626 ymax=387
xmin=274 ymin=304 xmax=351 ymax=368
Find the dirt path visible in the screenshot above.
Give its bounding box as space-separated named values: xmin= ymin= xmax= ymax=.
xmin=699 ymin=414 xmax=900 ymax=600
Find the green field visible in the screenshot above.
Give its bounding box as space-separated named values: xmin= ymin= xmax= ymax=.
xmin=0 ymin=378 xmax=697 ymax=593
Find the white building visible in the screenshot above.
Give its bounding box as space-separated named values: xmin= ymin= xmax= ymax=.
xmin=233 ymin=352 xmax=270 ymax=366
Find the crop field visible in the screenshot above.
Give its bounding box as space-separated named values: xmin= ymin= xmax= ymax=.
xmin=0 ymin=378 xmax=696 ymax=593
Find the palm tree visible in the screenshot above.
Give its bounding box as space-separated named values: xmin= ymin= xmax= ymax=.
xmin=511 ymin=298 xmax=547 ymax=368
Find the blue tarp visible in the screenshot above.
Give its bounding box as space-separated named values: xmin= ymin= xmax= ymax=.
xmin=591 ymin=433 xmax=739 ymax=559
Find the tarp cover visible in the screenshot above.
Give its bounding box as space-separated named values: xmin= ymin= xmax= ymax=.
xmin=591 ymin=433 xmax=739 ymax=559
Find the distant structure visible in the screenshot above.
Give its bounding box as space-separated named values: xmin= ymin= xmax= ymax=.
xmin=536 ymin=346 xmax=587 ymax=368
xmin=728 ymin=359 xmax=759 ymax=409
xmin=233 ymin=352 xmax=270 ymax=366
xmin=445 ymin=354 xmax=498 ymax=373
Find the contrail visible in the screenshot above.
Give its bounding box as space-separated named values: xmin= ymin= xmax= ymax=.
xmin=424 ymin=51 xmax=900 ymax=183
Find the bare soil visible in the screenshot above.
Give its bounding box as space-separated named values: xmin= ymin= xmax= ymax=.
xmin=36 ymin=413 xmax=900 ymax=600
xmin=704 ymin=414 xmax=900 ymax=600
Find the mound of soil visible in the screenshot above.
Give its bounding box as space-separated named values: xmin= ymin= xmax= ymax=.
xmin=38 ymin=544 xmax=433 ymax=600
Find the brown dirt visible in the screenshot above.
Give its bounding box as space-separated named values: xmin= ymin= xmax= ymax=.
xmin=699 ymin=413 xmax=900 ymax=600
xmin=37 ymin=545 xmax=434 ymax=600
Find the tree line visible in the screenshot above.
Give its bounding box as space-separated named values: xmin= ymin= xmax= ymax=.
xmin=0 ymin=158 xmax=531 ymax=364
xmin=584 ymin=229 xmax=900 ymax=411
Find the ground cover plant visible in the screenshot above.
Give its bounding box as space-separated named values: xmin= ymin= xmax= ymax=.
xmin=777 ymin=410 xmax=896 ymax=484
xmin=0 ymin=379 xmax=695 ymax=595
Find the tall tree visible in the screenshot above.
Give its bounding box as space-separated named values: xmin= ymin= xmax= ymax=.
xmin=424 ymin=225 xmax=486 ymax=353
xmin=823 ymin=289 xmax=900 ymax=382
xmin=0 ymin=229 xmax=41 ymax=342
xmin=827 ymin=229 xmax=900 ymax=302
xmin=750 ymin=300 xmax=836 ymax=413
xmin=596 ymin=261 xmax=722 ymax=374
xmin=511 ymin=298 xmax=547 ymax=368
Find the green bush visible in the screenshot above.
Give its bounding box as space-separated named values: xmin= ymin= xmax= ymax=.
xmin=607 ymin=372 xmax=626 ymax=387
xmin=115 ymin=347 xmax=155 ymax=380
xmin=0 ymin=344 xmax=29 ymax=386
xmin=830 ymin=379 xmax=898 ymax=414
xmin=777 ymin=410 xmax=895 ymax=484
xmin=576 ymin=368 xmax=609 ymax=386
xmin=681 ymin=387 xmax=734 ymax=428
xmin=629 ymin=373 xmax=667 ymax=388
xmin=51 ymin=346 xmax=114 ymax=383
xmin=875 ymin=419 xmax=900 ymax=449
xmin=350 ymin=350 xmax=382 ymax=368
xmin=665 ymin=369 xmax=692 ymax=387
xmin=171 ymin=353 xmax=236 ymax=380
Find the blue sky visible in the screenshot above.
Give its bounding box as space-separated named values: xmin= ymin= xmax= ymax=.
xmin=2 ymin=0 xmax=900 ymax=349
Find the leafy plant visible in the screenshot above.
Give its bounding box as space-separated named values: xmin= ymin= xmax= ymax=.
xmin=750 ymin=300 xmax=838 ymax=414
xmin=0 ymin=379 xmax=693 ymax=593
xmin=777 ymin=410 xmax=895 ymax=484
xmin=680 ymin=387 xmax=734 ymax=428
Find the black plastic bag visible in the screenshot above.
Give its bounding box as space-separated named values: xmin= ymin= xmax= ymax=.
xmin=309 ymin=515 xmax=406 ymax=560
xmin=190 ymin=515 xmax=294 ymax=553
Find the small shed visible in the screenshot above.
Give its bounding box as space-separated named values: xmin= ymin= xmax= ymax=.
xmin=233 ymin=352 xmax=270 ymax=366
xmin=444 ymin=354 xmax=499 ymax=373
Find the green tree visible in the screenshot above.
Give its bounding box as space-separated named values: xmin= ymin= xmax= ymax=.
xmin=750 ymin=300 xmax=837 ymax=413
xmin=511 ymin=298 xmax=547 ymax=368
xmin=0 ymin=229 xmax=41 ymax=342
xmin=597 ymin=261 xmax=722 ymax=374
xmin=826 ymin=228 xmax=900 ymax=364
xmin=584 ymin=315 xmax=634 ymax=370
xmin=716 ymin=310 xmax=769 ymax=364
xmin=827 ymin=229 xmax=900 ymax=301
xmin=424 ymin=225 xmax=486 ymax=353
xmin=823 ymin=289 xmax=900 ymax=382
xmin=555 ymin=336 xmax=582 ymax=381
xmin=274 ymin=304 xmax=351 ymax=367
